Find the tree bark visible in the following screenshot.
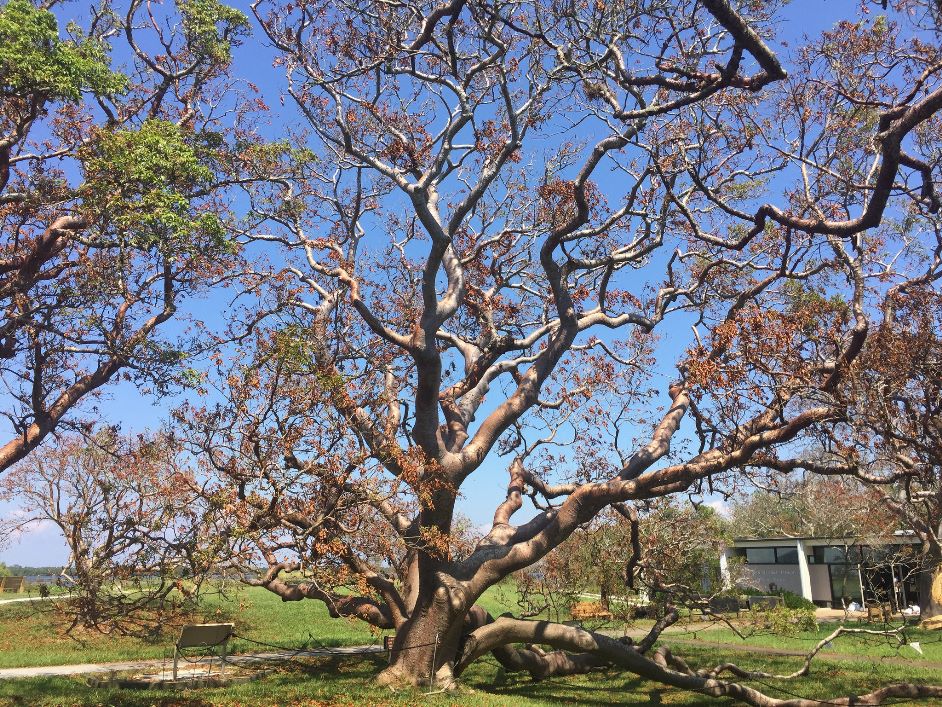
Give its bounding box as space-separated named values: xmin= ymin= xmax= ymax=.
xmin=918 ymin=552 xmax=942 ymax=622
xmin=377 ymin=573 xmax=470 ymax=688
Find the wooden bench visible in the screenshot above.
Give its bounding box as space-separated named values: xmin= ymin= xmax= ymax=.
xmin=0 ymin=576 xmax=26 ymax=593
xmin=696 ymin=596 xmax=742 ymax=617
xmin=714 ymin=596 xmax=743 ymax=617
xmin=173 ymin=623 xmax=234 ymax=680
xmin=570 ymin=601 xmax=613 ymax=621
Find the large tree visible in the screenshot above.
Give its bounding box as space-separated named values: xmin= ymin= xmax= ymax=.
xmin=171 ymin=0 xmax=942 ymax=702
xmin=0 ymin=0 xmax=258 ymax=471
xmin=0 ymin=430 xmax=221 ymax=636
xmin=728 ymin=475 xmax=894 ymax=541
xmin=8 ymin=0 xmax=942 ymax=703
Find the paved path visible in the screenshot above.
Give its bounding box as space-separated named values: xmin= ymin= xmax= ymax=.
xmin=0 ymin=646 xmax=385 ymax=680
xmin=618 ymin=621 xmax=732 ymax=637
xmin=0 ymin=594 xmax=70 ymax=606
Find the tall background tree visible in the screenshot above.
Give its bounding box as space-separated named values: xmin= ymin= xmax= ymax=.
xmin=0 ymin=0 xmax=257 ymax=471
xmin=754 ymin=287 xmax=942 ymax=619
xmin=0 ymin=430 xmax=221 ymax=636
xmin=728 ymin=476 xmax=893 ymax=541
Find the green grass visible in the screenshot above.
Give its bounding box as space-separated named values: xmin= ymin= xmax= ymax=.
xmin=2 ymin=586 xmax=941 ymax=705
xmin=0 ymin=586 xmax=375 ymax=669
xmin=1 ymin=647 xmax=938 ymax=706
xmin=674 ymin=621 xmax=942 ymax=662
xmin=0 ymin=657 xmax=712 ymax=706
xmin=0 ymin=583 xmax=527 ymax=670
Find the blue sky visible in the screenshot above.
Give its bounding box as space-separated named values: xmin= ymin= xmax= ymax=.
xmin=0 ymin=0 xmax=866 ymax=567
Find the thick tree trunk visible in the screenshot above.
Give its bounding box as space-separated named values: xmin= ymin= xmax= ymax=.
xmin=377 ymin=574 xmax=470 ymax=688
xmin=918 ymin=553 xmax=942 ymax=622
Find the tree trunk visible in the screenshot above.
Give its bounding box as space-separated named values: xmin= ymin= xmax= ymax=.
xmin=377 ymin=574 xmax=470 ymax=688
xmin=918 ymin=552 xmax=942 ymax=622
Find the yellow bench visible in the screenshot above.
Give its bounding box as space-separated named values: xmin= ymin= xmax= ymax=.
xmin=0 ymin=576 xmax=26 ymax=593
xmin=570 ymin=601 xmax=613 ymax=621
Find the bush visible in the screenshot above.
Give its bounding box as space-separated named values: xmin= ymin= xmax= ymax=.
xmin=777 ymin=590 xmax=816 ymax=611
xmin=758 ymin=606 xmax=818 ymax=635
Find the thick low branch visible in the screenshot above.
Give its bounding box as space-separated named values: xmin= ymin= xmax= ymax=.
xmin=248 ymin=560 xmax=396 ymax=629
xmin=456 ymin=617 xmax=942 ymax=706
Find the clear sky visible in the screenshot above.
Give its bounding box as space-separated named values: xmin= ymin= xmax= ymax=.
xmin=0 ymin=0 xmax=864 ymax=567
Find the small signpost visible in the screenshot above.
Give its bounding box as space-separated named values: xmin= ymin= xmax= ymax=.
xmin=173 ymin=623 xmax=234 ymax=680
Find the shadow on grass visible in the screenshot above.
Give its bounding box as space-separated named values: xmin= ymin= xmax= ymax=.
xmin=0 ymin=656 xmax=727 ymax=707
xmin=1 ymin=648 xmax=935 ymax=707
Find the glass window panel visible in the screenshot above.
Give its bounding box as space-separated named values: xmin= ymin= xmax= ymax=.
xmin=822 ymin=546 xmax=849 ymax=564
xmin=745 ymin=547 xmax=776 ymax=564
xmin=830 ymin=564 xmax=862 ymax=604
xmin=775 ymin=547 xmax=799 ymax=564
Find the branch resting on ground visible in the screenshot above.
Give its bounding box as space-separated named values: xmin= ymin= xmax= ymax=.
xmin=455 ymin=617 xmax=942 ymax=706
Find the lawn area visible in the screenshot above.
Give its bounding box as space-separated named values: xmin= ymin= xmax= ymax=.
xmin=672 ymin=621 xmax=942 ymax=663
xmin=0 ymin=582 xmax=526 ymax=669
xmin=1 ymin=646 xmax=940 ymax=706
xmin=0 ymin=585 xmax=371 ymax=669
xmin=3 ymin=587 xmax=942 ymax=705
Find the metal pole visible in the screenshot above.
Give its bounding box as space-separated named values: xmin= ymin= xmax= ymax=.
xmin=857 ymin=562 xmax=866 ymax=608
xmin=430 ymin=632 xmax=439 ymax=690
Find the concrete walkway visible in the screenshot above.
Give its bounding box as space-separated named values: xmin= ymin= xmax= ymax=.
xmin=0 ymin=646 xmax=385 ymax=680
xmin=0 ymin=594 xmax=70 ymax=606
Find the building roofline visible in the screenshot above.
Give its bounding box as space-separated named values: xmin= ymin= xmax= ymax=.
xmin=730 ymin=530 xmax=917 ymax=544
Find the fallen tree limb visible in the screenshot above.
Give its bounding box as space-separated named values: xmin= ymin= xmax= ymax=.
xmin=697 ymin=625 xmax=907 ymax=681
xmin=455 ymin=616 xmax=942 ymax=706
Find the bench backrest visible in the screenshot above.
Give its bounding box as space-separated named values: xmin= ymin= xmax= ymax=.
xmin=570 ymin=601 xmax=612 ymax=619
xmin=0 ymin=576 xmax=26 ymax=593
xmin=747 ymin=595 xmax=783 ymax=610
xmin=176 ymin=623 xmax=234 ymax=649
xmin=709 ymin=596 xmax=741 ymax=613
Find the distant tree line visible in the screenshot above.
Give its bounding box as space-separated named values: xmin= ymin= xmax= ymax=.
xmin=0 ymin=564 xmax=62 ymax=577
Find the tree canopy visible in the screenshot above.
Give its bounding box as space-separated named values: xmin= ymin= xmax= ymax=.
xmin=3 ymin=0 xmax=942 ymax=704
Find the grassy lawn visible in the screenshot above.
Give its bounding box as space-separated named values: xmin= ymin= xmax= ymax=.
xmin=0 ymin=586 xmax=371 ymax=669
xmin=672 ymin=621 xmax=942 ymax=662
xmin=2 ymin=586 xmax=942 ymax=705
xmin=1 ymin=646 xmax=939 ymax=706
xmin=0 ymin=582 xmax=526 ymax=669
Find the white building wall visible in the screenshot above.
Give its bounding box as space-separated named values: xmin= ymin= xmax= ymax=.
xmin=796 ymin=540 xmax=813 ymax=600
xmin=809 ymin=565 xmax=831 ymax=603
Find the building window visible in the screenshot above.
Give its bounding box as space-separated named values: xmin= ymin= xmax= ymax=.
xmin=740 ymin=546 xmax=799 ymax=564
xmin=829 ymin=564 xmax=863 ymax=604
xmin=745 ymin=547 xmax=776 ymax=564
xmin=815 ymin=546 xmax=862 ymax=564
